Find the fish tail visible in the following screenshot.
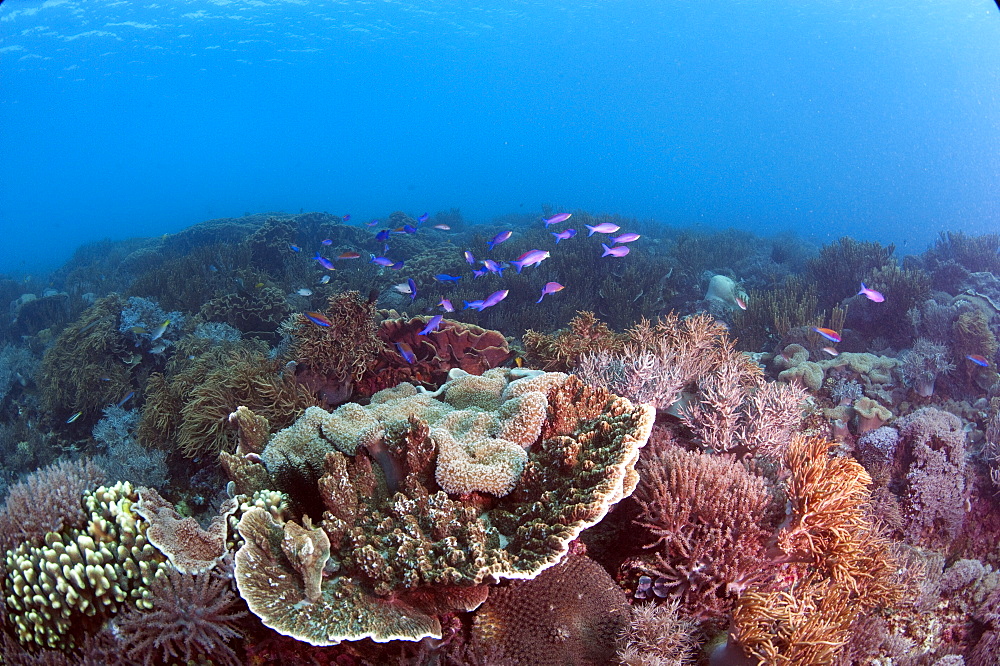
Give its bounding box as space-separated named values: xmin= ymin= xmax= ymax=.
xmin=587 ymin=226 xmax=595 ymax=236
xmin=601 ymin=243 xmax=611 ymax=256
xmin=536 ymin=295 xmax=544 ymax=303
xmin=512 ymin=262 xmax=523 ymax=274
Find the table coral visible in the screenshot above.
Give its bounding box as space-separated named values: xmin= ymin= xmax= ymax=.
xmin=227 ymin=369 xmax=654 ymax=646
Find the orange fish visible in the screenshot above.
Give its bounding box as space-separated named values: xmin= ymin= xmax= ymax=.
xmin=337 ymin=251 xmax=361 ymax=260
xmin=811 ymin=327 xmax=842 ymax=343
xmin=734 ymin=295 xmax=747 ymax=310
xmin=304 ymin=312 xmax=332 ymax=327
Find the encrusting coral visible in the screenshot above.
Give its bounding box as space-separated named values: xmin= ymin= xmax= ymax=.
xmin=225 ymin=368 xmax=655 ymax=646
xmin=470 ymin=548 xmax=631 ymax=666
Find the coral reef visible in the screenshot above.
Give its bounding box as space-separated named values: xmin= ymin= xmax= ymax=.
xmin=226 ymin=369 xmax=654 ymax=646
xmin=615 ymin=601 xmax=698 ymax=666
xmin=900 ymin=338 xmax=955 ymax=397
xmin=523 ymin=310 xmax=624 ymax=371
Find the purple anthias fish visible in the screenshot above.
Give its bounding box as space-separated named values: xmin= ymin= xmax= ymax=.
xmin=511 ymin=249 xmax=550 ymax=273
xmin=610 ymin=232 xmax=640 ymax=244
xmin=407 ymin=278 xmax=417 ymax=301
xmin=543 ymin=213 xmax=572 ymax=226
xmin=482 ymin=259 xmax=505 ymax=275
xmin=551 ymin=229 xmax=577 ymax=243
xmin=439 ymin=298 xmax=455 ymax=312
xmin=472 ymin=268 xmax=488 ymax=278
xmin=464 ymin=250 xmax=476 ymax=265
xmin=395 ymin=342 xmax=416 ymax=364
xmin=418 ymin=315 xmax=443 ymax=335
xmin=342 ymin=214 xmax=351 ymax=222
xmin=314 ymin=253 xmax=336 ymax=270
xmin=371 ymin=256 xmax=404 ymax=270
xmin=537 ymin=282 xmax=565 ymax=303
xmin=399 ymin=224 xmax=417 ymax=234
xmin=366 ymin=219 xmax=380 ymax=226
xmin=418 ymin=213 xmax=429 ymax=223
xmin=487 ymin=230 xmax=513 ymax=251
xmin=375 ymin=230 xmax=392 ymax=242
xmin=466 ymin=289 xmax=509 ymax=311
xmin=601 ymin=244 xmax=629 ymax=258
xmin=858 ymin=282 xmax=885 ymax=303
xmin=587 ymin=222 xmax=621 ymax=236
xmin=434 ymin=274 xmax=462 ymax=282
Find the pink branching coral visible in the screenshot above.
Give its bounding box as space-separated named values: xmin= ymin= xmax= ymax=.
xmin=626 ymin=434 xmax=776 ymax=624
xmin=0 ymin=458 xmax=106 ymax=554
xmin=115 ymin=566 xmax=247 ymax=666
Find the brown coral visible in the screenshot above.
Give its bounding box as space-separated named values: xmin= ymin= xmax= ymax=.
xmin=523 ymin=311 xmax=624 ymax=371
xmin=470 ymin=552 xmax=631 ymax=666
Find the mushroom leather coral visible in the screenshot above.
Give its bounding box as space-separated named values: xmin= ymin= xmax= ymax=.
xmin=229 ymin=369 xmax=654 ymax=646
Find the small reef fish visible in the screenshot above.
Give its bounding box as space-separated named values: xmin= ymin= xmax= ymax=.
xmin=734 ymin=295 xmax=747 ymax=310
xmin=366 ymin=219 xmax=380 ymax=226
xmin=812 ymin=327 xmax=842 ymax=343
xmin=434 ymin=274 xmax=462 ymax=282
xmin=482 ymin=259 xmax=505 ymax=275
xmin=858 ymin=282 xmax=885 ymax=303
xmin=304 ymin=311 xmax=333 ymax=327
xmin=543 ymin=213 xmax=572 ymax=226
xmin=467 ymin=290 xmax=508 ymax=311
xmin=395 ymin=224 xmax=417 ymax=234
xmin=587 ymin=222 xmax=621 ymax=236
xmin=66 ymin=411 xmax=82 ymax=424
xmin=297 ymin=288 xmax=313 ymax=296
xmin=537 ymin=282 xmax=564 ymax=303
xmin=472 ymin=268 xmax=488 ymax=278
xmin=371 ymin=256 xmax=404 ymax=270
xmin=487 ymin=230 xmax=513 ymax=251
xmin=129 ymin=326 xmax=147 ymax=336
xmin=255 ymin=282 xmax=265 ymax=289
xmin=289 ymin=244 xmax=302 ymax=252
xmin=822 ymin=346 xmax=840 ymax=357
xmin=439 ymin=298 xmax=455 ymax=312
xmin=116 ymin=391 xmax=136 ymax=408
xmin=601 ymin=244 xmax=629 ymax=258
xmin=511 ymin=249 xmax=550 ymax=273
xmin=321 ymin=239 xmax=333 ymax=245
xmin=337 ymin=251 xmax=361 ymax=260
xmin=375 ymin=230 xmax=392 ymax=242
xmin=464 ymin=250 xmax=476 ymax=265
xmin=150 ymin=320 xmax=170 ymax=341
xmin=407 ymin=278 xmax=417 ymax=301
xmin=150 ymin=344 xmax=167 ymax=354
xmin=611 ymin=232 xmax=641 ymax=244
xmin=314 ymin=253 xmax=336 ymax=270
xmin=967 ymin=354 xmax=990 ymax=367
xmin=418 ymin=213 xmax=429 ymax=223
xmin=395 ymin=341 xmax=416 ymax=363
xmin=342 ymin=214 xmax=351 ymax=222
xmin=551 ymin=229 xmax=577 ymax=243
xmin=418 ymin=315 xmax=443 ymax=336
xmin=393 ymin=283 xmax=414 ymax=294
xmin=318 ymin=275 xmax=331 ymax=284
xmin=433 ymin=224 xmax=451 ymax=231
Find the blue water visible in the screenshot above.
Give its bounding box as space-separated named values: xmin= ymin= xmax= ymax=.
xmin=2 ymin=0 xmax=998 ymax=276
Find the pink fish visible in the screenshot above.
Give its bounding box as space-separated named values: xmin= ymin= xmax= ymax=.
xmin=438 ymin=298 xmax=455 ymax=312
xmin=371 ymin=256 xmax=404 ymax=270
xmin=464 ymin=250 xmax=476 ymax=265
xmin=858 ymin=282 xmax=884 ymax=303
xmin=551 ymin=228 xmax=577 ymax=243
xmin=610 ymin=232 xmax=640 ymax=244
xmin=734 ymin=295 xmax=747 ymax=310
xmin=586 ymin=222 xmax=620 ymax=236
xmin=601 ymin=244 xmax=629 ymax=258
xmin=510 ymin=249 xmax=550 ymax=273
xmin=478 ymin=289 xmax=509 ymax=310
xmin=418 ymin=315 xmax=443 ymax=336
xmin=543 ymin=213 xmax=572 ymax=226
xmin=537 ymin=282 xmax=564 ymax=303
xmin=483 ymin=259 xmax=505 ymax=275
xmin=812 ymin=327 xmax=842 ymax=343
xmin=487 ymin=230 xmax=513 ymax=251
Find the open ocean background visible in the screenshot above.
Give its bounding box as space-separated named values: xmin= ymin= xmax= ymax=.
xmin=2 ymin=0 xmax=999 ymax=277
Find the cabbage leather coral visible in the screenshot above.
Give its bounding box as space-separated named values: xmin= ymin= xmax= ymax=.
xmin=900 ymin=338 xmax=954 ymax=397
xmin=226 ymin=369 xmax=654 ymax=646
xmin=352 ymin=315 xmax=511 ymax=398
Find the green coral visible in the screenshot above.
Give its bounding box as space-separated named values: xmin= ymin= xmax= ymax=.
xmin=2 ymin=482 xmax=169 ymax=650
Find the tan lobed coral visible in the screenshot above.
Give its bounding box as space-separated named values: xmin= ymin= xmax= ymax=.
xmin=227 ymin=369 xmax=654 ymax=646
